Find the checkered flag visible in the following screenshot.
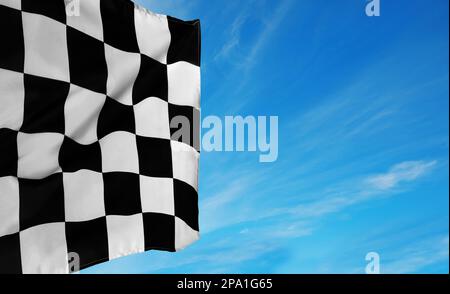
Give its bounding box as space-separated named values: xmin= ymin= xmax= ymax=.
xmin=0 ymin=0 xmax=200 ymax=273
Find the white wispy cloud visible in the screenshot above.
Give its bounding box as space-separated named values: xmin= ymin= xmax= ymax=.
xmin=382 ymin=234 xmax=449 ymax=274
xmin=287 ymin=160 xmax=437 ymax=219
xmin=241 ymin=0 xmax=294 ymax=72
xmin=201 ymin=180 xmax=247 ymax=211
xmin=366 ymin=160 xmax=437 ymax=190
xmin=204 ymin=0 xmax=298 ymax=112
xmin=199 ymin=158 xmax=437 ymax=236
xmin=307 ymin=221 xmax=449 ymax=274
xmin=213 ymin=0 xmax=295 ymax=71
xmin=263 ymin=221 xmax=314 ymax=239
xmin=214 ymin=8 xmax=249 ymax=61
xmin=199 ymin=168 xmax=269 ymax=233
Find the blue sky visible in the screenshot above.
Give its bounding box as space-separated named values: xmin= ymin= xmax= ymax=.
xmin=84 ymin=0 xmax=449 ymax=273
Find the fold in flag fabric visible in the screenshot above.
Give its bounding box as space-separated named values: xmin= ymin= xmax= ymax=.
xmin=0 ymin=0 xmax=200 ymax=274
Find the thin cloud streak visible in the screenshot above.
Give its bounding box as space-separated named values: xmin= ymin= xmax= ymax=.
xmin=382 ymin=234 xmax=449 ymax=274
xmin=366 ymin=160 xmax=437 ymax=190
xmin=200 ymin=159 xmax=437 ymax=236
xmin=241 ymin=0 xmax=294 ymax=72
xmin=286 ymin=160 xmax=437 ymax=219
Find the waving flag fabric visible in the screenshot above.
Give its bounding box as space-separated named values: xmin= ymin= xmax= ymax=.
xmin=0 ymin=0 xmax=200 ymax=273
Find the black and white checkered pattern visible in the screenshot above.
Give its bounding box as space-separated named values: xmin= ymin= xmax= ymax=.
xmin=0 ymin=0 xmax=200 ymax=274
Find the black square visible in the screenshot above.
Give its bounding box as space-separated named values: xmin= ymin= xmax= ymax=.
xmin=21 ymin=74 xmax=69 ymax=134
xmin=65 ymin=217 xmax=109 ymax=270
xmin=143 ymin=212 xmax=175 ymax=251
xmin=167 ymin=16 xmax=201 ymax=66
xmin=67 ymin=26 xmax=107 ymax=94
xmin=169 ymin=104 xmax=200 ymax=151
xmin=103 ymin=172 xmax=141 ymax=216
xmin=0 ymin=129 xmax=18 ymax=177
xmin=19 ymin=173 xmax=65 ymax=231
xmin=100 ymin=0 xmax=139 ymax=53
xmin=132 ymin=54 xmax=168 ymax=105
xmin=59 ymin=137 xmax=102 ymax=173
xmin=97 ymin=97 xmax=135 ymax=139
xmin=136 ymin=136 xmax=173 ymax=178
xmin=22 ymin=0 xmax=67 ymax=24
xmin=0 ymin=5 xmax=24 ymax=72
xmin=0 ymin=233 xmax=22 ymax=274
xmin=174 ymin=179 xmax=199 ymax=231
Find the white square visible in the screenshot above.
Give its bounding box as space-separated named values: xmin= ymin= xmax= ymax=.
xmin=23 ymin=12 xmax=69 ymax=82
xmin=17 ymin=132 xmax=63 ymax=179
xmin=65 ymin=84 xmax=106 ymax=144
xmin=20 ymin=223 xmax=68 ymax=274
xmin=105 ymin=44 xmax=140 ymax=106
xmin=175 ymin=217 xmax=199 ymax=251
xmin=106 ymin=214 xmax=145 ymax=260
xmin=134 ymin=97 xmax=170 ymax=139
xmin=168 ymin=62 xmax=201 ymax=109
xmin=171 ymin=141 xmax=199 ymax=191
xmin=134 ymin=7 xmax=170 ymax=64
xmin=0 ymin=177 xmax=20 ymax=237
xmin=1 ymin=0 xmax=21 ymax=10
xmin=100 ymin=131 xmax=139 ymax=173
xmin=0 ymin=68 xmax=24 ymax=130
xmin=63 ymin=170 xmax=105 ymax=222
xmin=140 ymin=176 xmax=174 ymax=215
xmin=66 ymin=0 xmax=103 ymax=41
